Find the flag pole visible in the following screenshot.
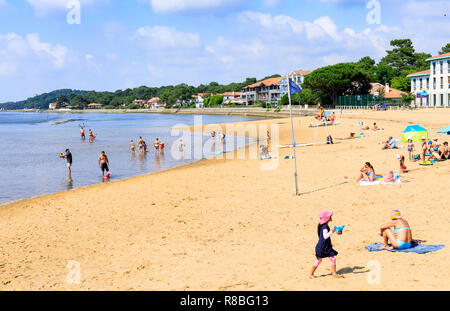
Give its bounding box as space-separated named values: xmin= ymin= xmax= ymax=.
xmin=287 ymin=72 xmax=299 ymax=196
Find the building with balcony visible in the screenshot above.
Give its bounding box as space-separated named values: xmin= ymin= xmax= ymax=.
xmin=241 ymin=77 xmax=283 ymax=105
xmin=407 ymin=52 xmax=450 ymax=107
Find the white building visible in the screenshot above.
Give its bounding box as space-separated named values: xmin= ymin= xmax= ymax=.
xmin=144 ymin=97 xmax=164 ymax=109
xmin=192 ymin=93 xmax=213 ymax=108
xmin=408 ymin=52 xmax=450 ymax=107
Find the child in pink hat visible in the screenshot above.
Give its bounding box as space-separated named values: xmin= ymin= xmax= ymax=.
xmin=309 ymin=211 xmax=342 ymax=279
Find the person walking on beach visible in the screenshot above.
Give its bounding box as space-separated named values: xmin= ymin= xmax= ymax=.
xmin=64 ymin=149 xmax=72 ymax=178
xmin=266 ymin=130 xmax=271 ymax=152
xmin=98 ymin=151 xmax=110 ymax=178
xmin=309 ymin=211 xmax=343 ymax=279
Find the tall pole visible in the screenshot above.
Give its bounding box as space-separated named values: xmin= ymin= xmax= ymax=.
xmin=287 ymin=73 xmax=299 ymax=196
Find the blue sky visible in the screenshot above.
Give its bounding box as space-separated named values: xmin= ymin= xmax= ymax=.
xmin=0 ymin=0 xmax=449 ymax=102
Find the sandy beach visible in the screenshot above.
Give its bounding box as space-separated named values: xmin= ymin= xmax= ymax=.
xmin=0 ymin=109 xmax=449 ymax=291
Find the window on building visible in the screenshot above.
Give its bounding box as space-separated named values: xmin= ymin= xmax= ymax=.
xmin=433 ymin=77 xmax=436 ymax=89
xmin=448 ymin=60 xmax=450 ymax=73
xmin=426 ymin=78 xmax=429 ymax=89
xmin=448 ymin=94 xmax=450 ymax=107
xmin=440 ymin=94 xmax=443 ymax=107
xmin=433 ymin=94 xmax=436 ymax=107
xmin=433 ymin=62 xmax=436 ymax=74
xmin=419 ymin=79 xmax=423 ymax=89
xmin=441 ymin=77 xmax=444 ymax=89
xmin=440 ymin=61 xmax=444 ymax=74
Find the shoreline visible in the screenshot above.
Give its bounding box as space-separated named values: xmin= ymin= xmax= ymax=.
xmin=0 ymin=117 xmax=264 ymax=207
xmin=1 ymin=110 xmax=449 ymax=290
xmin=3 ymin=107 xmax=317 ymax=118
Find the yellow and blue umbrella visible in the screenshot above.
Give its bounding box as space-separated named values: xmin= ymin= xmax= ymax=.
xmin=402 ymin=125 xmax=428 ymax=142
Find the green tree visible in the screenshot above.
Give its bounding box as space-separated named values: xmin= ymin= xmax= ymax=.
xmin=390 ymin=70 xmax=413 ymax=92
xmin=413 ymin=52 xmax=432 ymax=71
xmin=373 ymin=64 xmax=396 ymax=85
xmin=401 ymin=92 xmax=416 ymax=107
xmin=303 ymin=63 xmax=371 ymax=107
xmin=356 ymin=56 xmax=376 ymax=75
xmin=279 ymin=93 xmax=300 ymax=106
xmin=379 ymin=39 xmax=417 ymax=76
xmin=205 ymin=95 xmax=223 ymax=107
xmin=438 ymin=43 xmax=450 ymax=55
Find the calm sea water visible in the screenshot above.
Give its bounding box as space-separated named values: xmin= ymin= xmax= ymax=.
xmin=0 ymin=112 xmax=258 ymax=205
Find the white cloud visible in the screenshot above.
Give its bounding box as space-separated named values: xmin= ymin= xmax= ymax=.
xmin=0 ymin=32 xmax=68 ymax=77
xmin=26 ymin=33 xmax=68 ymax=67
xmin=149 ymin=0 xmax=243 ymax=13
xmin=238 ymin=11 xmax=342 ymax=41
xmin=85 ymin=54 xmax=94 ymax=61
xmin=137 ymin=26 xmax=201 ymax=48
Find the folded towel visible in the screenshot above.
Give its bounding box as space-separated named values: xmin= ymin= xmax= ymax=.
xmin=365 ymin=243 xmax=445 ymax=254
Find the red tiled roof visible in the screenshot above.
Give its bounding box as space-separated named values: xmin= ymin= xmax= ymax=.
xmin=147 ymin=97 xmax=160 ymax=103
xmin=293 ymin=70 xmax=313 ymax=75
xmin=222 ymin=92 xmax=241 ymax=96
xmin=427 ymin=52 xmax=450 ymax=60
xmin=244 ymin=77 xmax=282 ymax=89
xmin=370 ymin=85 xmax=404 ymax=99
xmin=407 ymin=69 xmax=430 ymax=77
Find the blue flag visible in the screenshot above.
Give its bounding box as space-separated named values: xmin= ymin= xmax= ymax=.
xmin=289 ymin=78 xmax=302 ymax=94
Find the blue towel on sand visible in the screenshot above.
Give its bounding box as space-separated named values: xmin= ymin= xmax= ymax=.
xmin=365 ymin=243 xmax=445 ymax=254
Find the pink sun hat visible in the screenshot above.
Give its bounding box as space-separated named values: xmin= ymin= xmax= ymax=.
xmin=319 ymin=211 xmax=333 ymax=224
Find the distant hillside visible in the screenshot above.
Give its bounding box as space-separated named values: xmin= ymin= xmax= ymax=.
xmin=0 ymin=75 xmax=280 ymax=110
xmin=0 ymin=89 xmax=89 ymax=110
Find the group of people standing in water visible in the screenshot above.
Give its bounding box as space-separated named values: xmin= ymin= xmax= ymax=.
xmin=79 ymin=123 xmax=96 ymax=143
xmin=129 ymin=136 xmax=165 ymax=154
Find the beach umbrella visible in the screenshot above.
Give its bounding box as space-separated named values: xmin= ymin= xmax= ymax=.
xmin=437 ymin=126 xmax=450 ymax=134
xmin=402 ymin=125 xmax=428 ymax=142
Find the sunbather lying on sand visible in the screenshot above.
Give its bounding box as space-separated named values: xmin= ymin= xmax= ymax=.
xmin=336 ymin=132 xmax=356 ymax=140
xmin=356 ymin=162 xmax=375 ymax=182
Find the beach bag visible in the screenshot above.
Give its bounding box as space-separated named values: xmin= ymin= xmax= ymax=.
xmin=327 ymin=135 xmax=334 ymax=144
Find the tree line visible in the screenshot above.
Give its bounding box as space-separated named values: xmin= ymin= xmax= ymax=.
xmin=1 ymin=40 xmax=448 ymax=110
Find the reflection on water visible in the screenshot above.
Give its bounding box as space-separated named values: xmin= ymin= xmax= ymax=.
xmin=0 ymin=112 xmax=257 ymax=205
xmin=66 ymin=178 xmax=74 ymax=190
